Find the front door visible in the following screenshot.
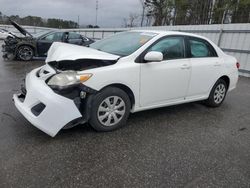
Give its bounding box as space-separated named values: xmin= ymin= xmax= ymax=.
xmin=37 ymin=32 xmax=63 ymax=56
xmin=140 ymin=36 xmax=191 ymax=107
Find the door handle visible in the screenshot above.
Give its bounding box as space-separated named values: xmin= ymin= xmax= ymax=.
xmin=181 ymin=64 xmax=191 ymax=70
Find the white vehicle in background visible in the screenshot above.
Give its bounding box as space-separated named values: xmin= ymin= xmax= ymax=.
xmin=13 ymin=30 xmax=239 ymax=137
xmin=0 ymin=28 xmax=12 ymax=39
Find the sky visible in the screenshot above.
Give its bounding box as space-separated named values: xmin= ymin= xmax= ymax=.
xmin=0 ymin=0 xmax=142 ymax=27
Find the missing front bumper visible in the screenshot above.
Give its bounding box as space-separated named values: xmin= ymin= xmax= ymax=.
xmin=13 ymin=68 xmax=83 ymax=137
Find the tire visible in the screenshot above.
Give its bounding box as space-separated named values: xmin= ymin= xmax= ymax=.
xmin=17 ymin=45 xmax=34 ymax=61
xmin=205 ymin=79 xmax=228 ymax=107
xmin=89 ymin=87 xmax=131 ymax=132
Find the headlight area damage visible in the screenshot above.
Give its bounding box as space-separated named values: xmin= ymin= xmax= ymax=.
xmin=13 ymin=42 xmax=120 ymax=137
xmin=46 ymin=71 xmax=97 ymax=129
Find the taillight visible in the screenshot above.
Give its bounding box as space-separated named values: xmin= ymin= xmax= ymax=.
xmin=236 ymin=62 xmax=240 ymax=69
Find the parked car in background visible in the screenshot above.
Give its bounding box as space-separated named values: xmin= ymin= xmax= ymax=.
xmin=13 ymin=30 xmax=239 ymax=137
xmin=0 ymin=28 xmax=12 ymax=39
xmin=2 ymin=20 xmax=95 ymax=60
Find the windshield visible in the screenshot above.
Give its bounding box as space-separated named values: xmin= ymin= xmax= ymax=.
xmin=90 ymin=31 xmax=157 ymax=56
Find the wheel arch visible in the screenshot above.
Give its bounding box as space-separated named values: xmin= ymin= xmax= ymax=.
xmin=205 ymin=75 xmax=230 ymax=107
xmin=219 ymin=75 xmax=230 ymax=89
xmin=207 ymin=75 xmax=230 ymax=98
xmin=100 ymin=83 xmax=135 ymax=109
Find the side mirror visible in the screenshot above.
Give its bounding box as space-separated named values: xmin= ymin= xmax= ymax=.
xmin=82 ymin=36 xmax=89 ymax=42
xmin=144 ymin=51 xmax=163 ymax=62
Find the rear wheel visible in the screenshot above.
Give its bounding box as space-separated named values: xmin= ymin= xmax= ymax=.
xmin=89 ymin=87 xmax=131 ymax=132
xmin=205 ymin=79 xmax=228 ymax=107
xmin=17 ymin=45 xmax=34 ymax=61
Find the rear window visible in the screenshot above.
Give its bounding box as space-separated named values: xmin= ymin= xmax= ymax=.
xmin=189 ymin=37 xmax=217 ymax=57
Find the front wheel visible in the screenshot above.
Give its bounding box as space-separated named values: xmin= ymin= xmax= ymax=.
xmin=89 ymin=87 xmax=131 ymax=132
xmin=17 ymin=45 xmax=34 ymax=61
xmin=205 ymin=79 xmax=228 ymax=107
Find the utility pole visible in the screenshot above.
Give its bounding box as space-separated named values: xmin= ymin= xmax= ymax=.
xmin=95 ymin=0 xmax=98 ymax=26
xmin=77 ymin=15 xmax=80 ymax=28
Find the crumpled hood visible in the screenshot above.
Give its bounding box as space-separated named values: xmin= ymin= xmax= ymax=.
xmin=46 ymin=42 xmax=120 ymax=63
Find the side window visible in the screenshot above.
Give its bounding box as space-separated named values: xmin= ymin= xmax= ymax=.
xmin=42 ymin=32 xmax=63 ymax=41
xmin=68 ymin=32 xmax=81 ymax=39
xmin=148 ymin=37 xmax=185 ymax=60
xmin=189 ymin=38 xmax=217 ymax=57
xmin=43 ymin=34 xmax=54 ymax=41
xmin=53 ymin=32 xmax=63 ymax=41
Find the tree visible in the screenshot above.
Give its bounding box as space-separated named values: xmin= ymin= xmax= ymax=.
xmin=144 ymin=0 xmax=250 ymax=25
xmin=0 ymin=12 xmax=2 ymax=24
xmin=212 ymin=0 xmax=228 ymax=24
xmin=145 ymin=0 xmax=167 ymax=26
xmin=139 ymin=0 xmax=147 ymax=26
xmin=128 ymin=13 xmax=139 ymax=27
xmin=123 ymin=18 xmax=129 ymax=27
xmin=173 ymin=0 xmax=189 ymax=25
xmin=231 ymin=0 xmax=250 ymax=23
xmin=0 ymin=11 xmax=79 ymax=28
xmin=185 ymin=0 xmax=214 ymax=25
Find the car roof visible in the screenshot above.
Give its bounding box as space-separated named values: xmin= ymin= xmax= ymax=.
xmin=130 ymin=29 xmax=208 ymax=40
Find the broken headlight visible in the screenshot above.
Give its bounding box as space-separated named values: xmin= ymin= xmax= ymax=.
xmin=47 ymin=71 xmax=92 ymax=88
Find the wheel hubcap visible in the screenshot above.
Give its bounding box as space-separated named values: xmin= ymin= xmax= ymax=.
xmin=19 ymin=47 xmax=33 ymax=60
xmin=97 ymin=96 xmax=126 ymax=127
xmin=214 ymin=84 xmax=226 ymax=104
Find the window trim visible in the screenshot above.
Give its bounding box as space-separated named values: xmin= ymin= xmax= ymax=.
xmin=40 ymin=32 xmax=64 ymax=41
xmin=186 ymin=36 xmax=218 ymax=58
xmin=135 ymin=35 xmax=188 ymax=63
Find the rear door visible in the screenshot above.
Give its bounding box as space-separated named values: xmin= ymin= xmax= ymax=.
xmin=186 ymin=37 xmax=222 ymax=99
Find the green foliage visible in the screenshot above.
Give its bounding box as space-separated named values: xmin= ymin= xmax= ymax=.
xmin=0 ymin=13 xmax=79 ymax=28
xmin=145 ymin=0 xmax=250 ymax=25
xmin=47 ymin=18 xmax=78 ymax=28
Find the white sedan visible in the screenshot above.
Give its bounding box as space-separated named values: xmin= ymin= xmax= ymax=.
xmin=13 ymin=30 xmax=239 ymax=137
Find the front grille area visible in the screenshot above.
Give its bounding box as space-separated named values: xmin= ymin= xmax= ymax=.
xmin=37 ymin=67 xmax=51 ymax=78
xmin=31 ymin=103 xmax=46 ymax=116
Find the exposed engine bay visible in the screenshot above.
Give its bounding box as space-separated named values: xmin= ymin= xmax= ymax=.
xmin=2 ymin=35 xmax=34 ymax=60
xmin=48 ymin=59 xmax=117 ymax=71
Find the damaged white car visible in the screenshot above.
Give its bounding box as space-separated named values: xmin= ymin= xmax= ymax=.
xmin=13 ymin=31 xmax=239 ymax=137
